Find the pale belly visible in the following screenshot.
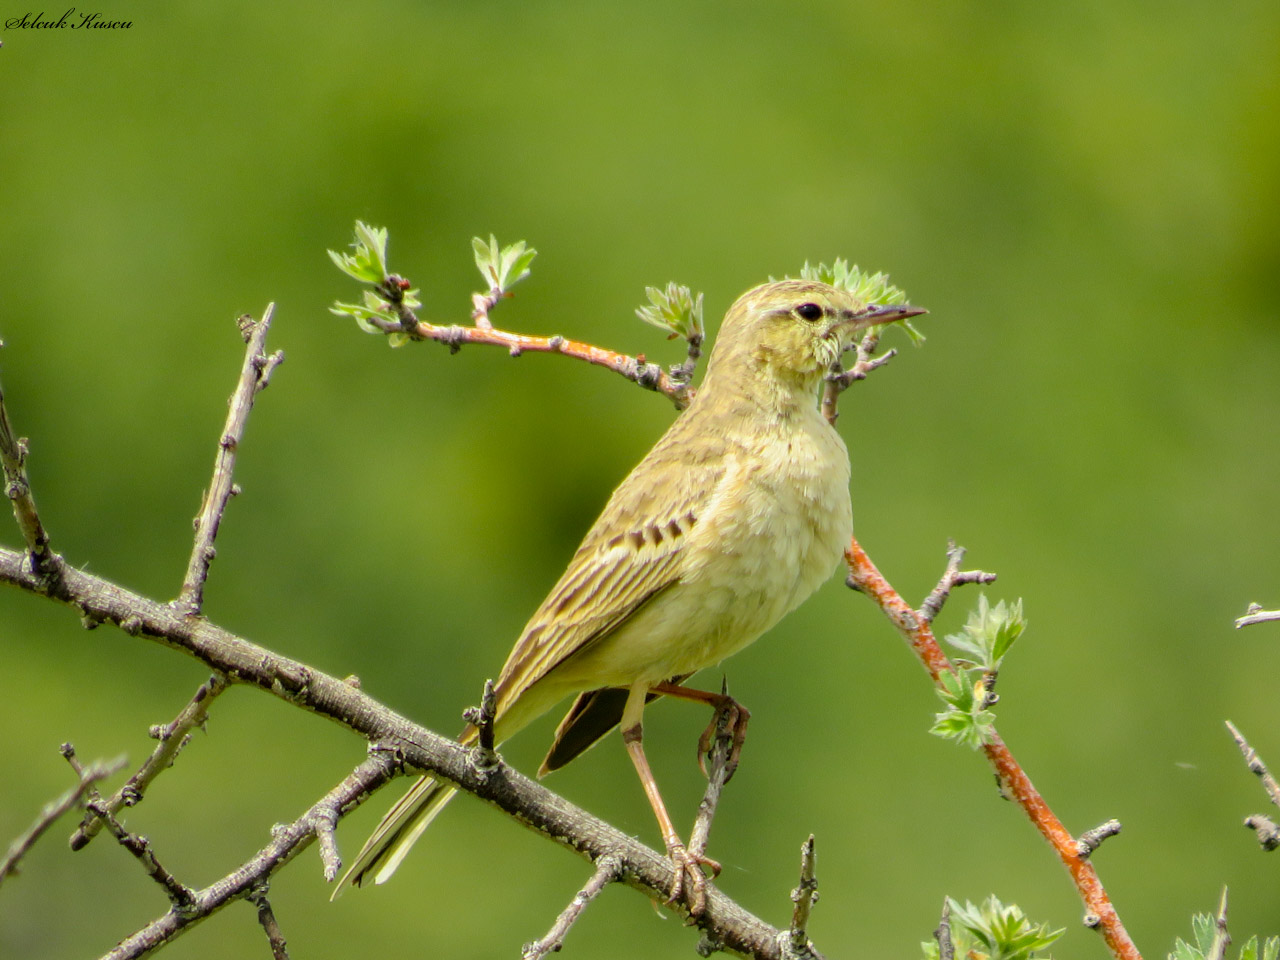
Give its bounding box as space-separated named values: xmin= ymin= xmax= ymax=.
xmin=555 ymin=421 xmax=853 ymax=689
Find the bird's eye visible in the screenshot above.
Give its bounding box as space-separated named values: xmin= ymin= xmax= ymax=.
xmin=795 ymin=302 xmax=823 ymax=322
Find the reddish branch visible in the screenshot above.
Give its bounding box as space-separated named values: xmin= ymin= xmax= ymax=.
xmin=844 ymin=537 xmax=1141 ymax=960
xmin=368 ymin=276 xmax=693 ymax=408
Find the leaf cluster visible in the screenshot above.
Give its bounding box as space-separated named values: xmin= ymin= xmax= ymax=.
xmin=634 ymin=282 xmax=704 ymax=344
xmin=931 ymin=595 xmax=1026 ymax=749
xmin=922 ymin=896 xmax=1064 ymax=960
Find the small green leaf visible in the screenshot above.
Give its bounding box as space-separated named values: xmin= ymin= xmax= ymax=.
xmin=635 ymin=282 xmax=704 ymax=343
xmin=328 ymin=221 xmax=390 ymax=284
xmin=472 ymin=234 xmax=537 ymax=293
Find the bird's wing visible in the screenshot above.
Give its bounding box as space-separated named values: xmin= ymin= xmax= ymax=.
xmin=492 ymin=429 xmax=728 ymax=719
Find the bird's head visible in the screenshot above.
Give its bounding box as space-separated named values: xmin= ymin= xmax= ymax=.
xmin=705 ymin=279 xmax=926 ymax=398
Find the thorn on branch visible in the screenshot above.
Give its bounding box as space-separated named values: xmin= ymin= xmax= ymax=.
xmin=934 ymin=899 xmax=954 ymax=960
xmin=0 ymin=750 xmax=125 ymax=888
xmin=522 ymin=855 xmax=622 ymax=960
xmin=0 ymin=371 xmax=58 ymax=575
xmin=1075 ymin=819 xmax=1122 ymax=860
xmin=72 ymin=673 xmax=229 ymax=851
xmin=780 ymin=835 xmax=819 ymax=960
xmin=1226 ymin=720 xmax=1280 ymax=808
xmin=177 ymin=305 xmax=280 ymax=617
xmin=314 ymin=806 xmax=341 ymax=881
xmin=1243 ymin=815 xmax=1280 ymax=851
xmin=920 ymin=540 xmax=998 ymax=625
xmin=1209 ymin=887 xmax=1231 ymax=960
xmin=463 ymin=679 xmax=499 ymax=777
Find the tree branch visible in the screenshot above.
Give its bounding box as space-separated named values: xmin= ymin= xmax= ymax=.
xmin=370 ymin=275 xmax=692 ymax=408
xmin=0 ymin=752 xmax=125 ymax=888
xmin=101 ymin=755 xmax=397 ymax=960
xmin=176 ymin=305 xmax=284 ymax=615
xmin=71 ymin=672 xmax=229 ymax=850
xmin=0 ymin=369 xmax=57 ymax=576
xmin=844 ymin=536 xmax=1140 ymax=960
xmin=522 ymin=855 xmax=622 ymax=960
xmin=0 ymin=547 xmax=815 ymax=959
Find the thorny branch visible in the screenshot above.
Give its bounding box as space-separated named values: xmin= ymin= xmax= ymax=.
xmin=71 ymin=672 xmax=229 ymax=850
xmin=0 ymin=543 xmax=815 ymax=959
xmin=522 ymin=856 xmax=622 ymax=960
xmin=101 ymin=755 xmax=398 ymax=960
xmin=0 ymin=368 xmax=56 ymax=575
xmin=780 ymin=836 xmax=819 ymax=960
xmin=1225 ymin=720 xmax=1280 ymax=852
xmin=177 ymin=305 xmax=284 ymax=615
xmin=0 ymin=752 xmax=125 ymax=887
xmin=844 ymin=537 xmax=1141 ymax=960
xmin=0 ymin=303 xmax=829 ymax=960
xmin=821 ymin=328 xmax=897 ymax=426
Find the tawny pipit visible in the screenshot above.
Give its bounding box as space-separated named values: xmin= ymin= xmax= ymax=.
xmin=341 ymin=279 xmax=925 ymax=909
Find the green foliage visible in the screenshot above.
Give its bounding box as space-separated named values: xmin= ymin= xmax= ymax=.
xmin=635 ymin=282 xmax=704 ymax=343
xmin=328 ymin=222 xmax=422 ymax=345
xmin=796 ymin=258 xmax=925 ymax=345
xmin=947 ymin=595 xmax=1026 ymax=672
xmin=931 ymin=669 xmax=997 ymax=748
xmin=931 ymin=595 xmax=1026 ymax=748
xmin=472 ymin=235 xmax=537 ymax=295
xmin=921 ymin=896 xmax=1064 ymax=960
xmin=1169 ymin=913 xmax=1279 ymax=960
xmin=328 ymin=221 xmax=389 ymax=285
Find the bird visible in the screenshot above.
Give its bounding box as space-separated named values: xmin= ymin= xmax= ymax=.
xmin=338 ymin=278 xmax=925 ymax=911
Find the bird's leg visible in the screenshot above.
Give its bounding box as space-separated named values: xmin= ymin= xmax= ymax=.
xmin=621 ymin=685 xmax=719 ymax=916
xmin=650 ymin=681 xmax=751 ymax=782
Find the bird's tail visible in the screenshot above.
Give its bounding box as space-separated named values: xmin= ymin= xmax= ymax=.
xmin=333 ymin=772 xmax=459 ymax=896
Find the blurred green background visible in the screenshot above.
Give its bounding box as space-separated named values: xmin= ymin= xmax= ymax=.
xmin=2 ymin=1 xmax=1278 ymax=957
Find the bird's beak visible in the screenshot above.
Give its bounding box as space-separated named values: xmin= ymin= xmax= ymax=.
xmin=849 ymin=302 xmax=928 ymax=328
xmin=827 ymin=302 xmax=927 ymax=343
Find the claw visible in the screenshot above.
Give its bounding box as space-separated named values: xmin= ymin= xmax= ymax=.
xmin=696 ymin=699 xmax=751 ymax=782
xmin=666 ymin=842 xmax=720 ymax=916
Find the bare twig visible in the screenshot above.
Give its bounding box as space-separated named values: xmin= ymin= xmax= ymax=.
xmin=0 ymin=753 xmax=125 ymax=887
xmin=0 ymin=547 xmax=817 ymax=959
xmin=821 ymin=330 xmax=897 ymax=426
xmin=935 ymin=899 xmax=954 ymax=960
xmin=370 ymin=276 xmax=693 ymax=409
xmin=1235 ymin=603 xmax=1280 ymax=629
xmin=1207 ymin=888 xmax=1231 ymax=960
xmin=1225 ymin=721 xmax=1280 ymax=807
xmin=462 ymin=678 xmax=499 ymax=773
xmin=84 ymin=794 xmax=198 ymax=912
xmin=247 ymin=881 xmax=290 ymax=960
xmin=177 ymin=305 xmax=284 ymax=615
xmin=844 ymin=536 xmax=1140 ymax=960
xmin=71 ymin=672 xmax=229 ymax=850
xmin=1225 ymin=720 xmax=1280 ymax=851
xmin=102 ymin=755 xmax=396 ymax=960
xmin=919 ymin=541 xmax=997 ymax=625
xmin=522 ymin=855 xmax=622 ymax=960
xmin=0 ymin=371 xmax=56 ymax=574
xmin=780 ymin=835 xmax=819 ymax=960
xmin=1076 ymin=820 xmax=1123 ymax=861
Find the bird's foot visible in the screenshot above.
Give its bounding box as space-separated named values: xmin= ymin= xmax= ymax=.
xmin=697 ymin=697 xmax=751 ymax=782
xmin=665 ymin=841 xmax=720 ymax=917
